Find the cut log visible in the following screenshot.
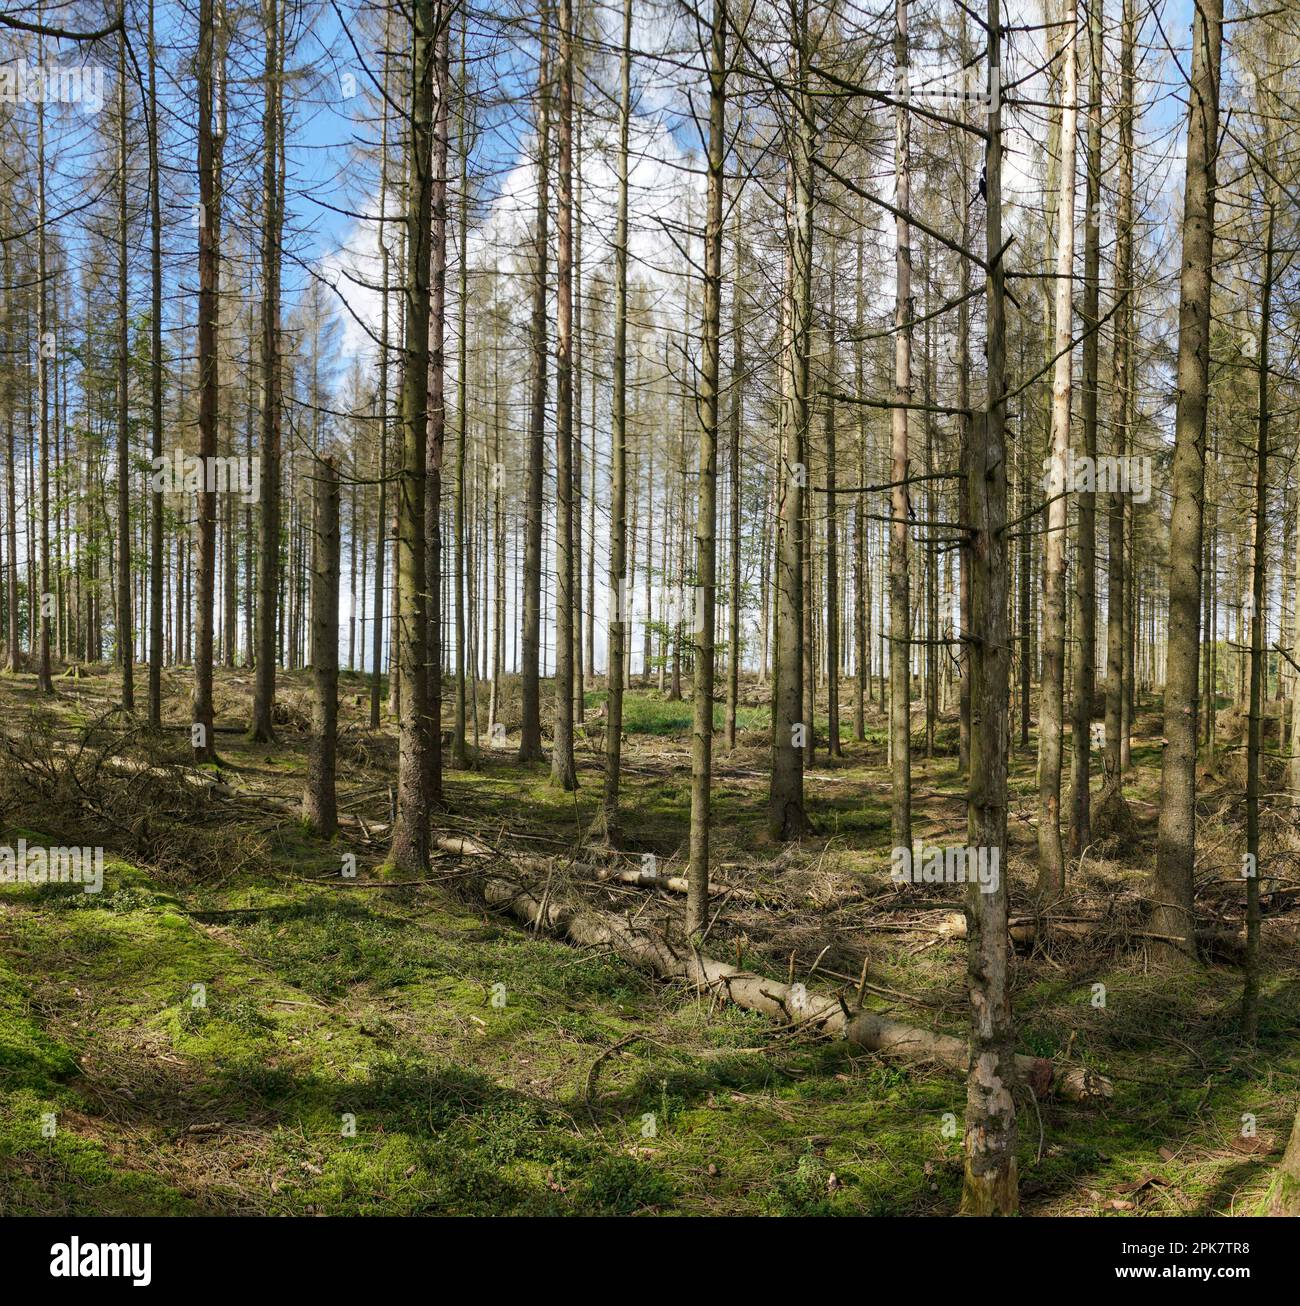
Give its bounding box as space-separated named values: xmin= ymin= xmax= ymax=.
xmin=593 ymin=863 xmax=760 ymax=902
xmin=436 ymin=835 xmax=491 ymax=857
xmin=481 ymin=876 xmax=1111 ymax=1102
xmin=599 ymin=864 xmax=690 ymax=893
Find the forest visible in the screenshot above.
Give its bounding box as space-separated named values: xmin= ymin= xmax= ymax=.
xmin=0 ymin=0 xmax=1298 ymax=1237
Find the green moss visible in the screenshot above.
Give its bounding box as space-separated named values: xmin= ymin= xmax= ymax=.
xmin=764 ymin=1146 xmax=843 ymax=1216
xmin=580 ymin=1154 xmax=675 ymax=1213
xmin=0 ymin=1089 xmax=196 ymax=1216
xmin=0 ymin=959 xmax=79 ymax=1093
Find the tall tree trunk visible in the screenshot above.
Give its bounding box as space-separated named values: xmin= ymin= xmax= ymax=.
xmin=962 ymin=4 xmax=1017 ymax=1214
xmin=572 ymin=108 xmax=586 ymax=728
xmin=251 ymin=0 xmax=282 ymax=742
xmin=825 ymin=250 xmax=841 ymax=759
xmin=452 ymin=35 xmax=470 ymax=770
xmin=116 ymin=27 xmax=134 ymax=712
xmin=389 ymin=0 xmax=436 ymax=873
xmin=599 ymin=0 xmax=632 ymax=840
xmin=643 ymin=439 xmax=653 ymax=685
xmin=550 ymin=0 xmax=577 ymax=791
xmin=853 ymin=210 xmax=868 ymax=741
xmin=371 ymin=25 xmax=393 ymax=731
xmin=1036 ymin=6 xmax=1076 ymax=898
xmin=1291 ymin=460 xmax=1300 ymax=806
xmin=1153 ymin=0 xmax=1222 ymax=964
xmin=888 ymin=0 xmax=912 ymax=853
xmin=922 ymin=247 xmax=935 ymax=759
xmin=2 ymin=239 xmax=16 ymax=673
xmin=304 ymin=455 xmax=340 ymax=836
xmin=1242 ymin=181 xmax=1275 ymax=1043
xmin=725 ymin=195 xmax=743 ymax=753
xmin=425 ymin=7 xmax=451 ymax=803
xmin=956 ymin=37 xmax=972 ymax=772
xmin=767 ymin=8 xmax=812 ymax=842
xmin=1018 ymin=385 xmax=1031 ymax=750
xmin=1104 ymin=0 xmax=1134 ymax=790
xmin=518 ymin=5 xmax=551 ymax=764
xmin=584 ymin=298 xmax=596 ymax=704
xmin=147 ymin=0 xmax=164 ymax=722
xmin=489 ymin=298 xmax=505 ymax=734
xmin=688 ymin=0 xmax=724 ymax=936
xmin=36 ymin=33 xmax=53 ymax=696
xmin=1069 ymin=0 xmax=1101 ymax=852
xmin=192 ymin=0 xmax=223 ymax=760
xmin=388 ymin=232 xmax=405 ymax=721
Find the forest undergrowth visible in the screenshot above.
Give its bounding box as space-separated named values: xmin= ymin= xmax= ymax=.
xmin=1 ymin=666 xmax=1296 ymax=1216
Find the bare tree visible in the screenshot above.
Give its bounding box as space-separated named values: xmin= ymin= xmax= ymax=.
xmin=1069 ymin=0 xmax=1102 ymax=853
xmin=889 ymin=0 xmax=912 ymax=853
xmin=519 ymin=3 xmax=551 ymax=765
xmin=389 ymin=0 xmax=437 ymax=873
xmin=550 ymin=0 xmax=578 ymax=791
xmin=425 ymin=4 xmax=451 ymax=803
xmin=36 ymin=29 xmax=52 ymax=695
xmin=1103 ymin=0 xmax=1134 ymax=794
xmin=962 ymin=0 xmax=1017 ymax=1215
xmin=192 ymin=0 xmax=225 ymax=761
xmin=767 ymin=0 xmax=813 ymax=842
xmin=147 ymin=0 xmax=165 ymax=725
xmin=304 ymin=455 xmax=340 ymax=835
xmin=599 ymin=0 xmax=633 ymax=841
xmin=1036 ymin=3 xmax=1076 ymax=899
xmin=688 ymin=0 xmax=725 ymax=936
xmin=251 ymin=0 xmax=283 ymax=743
xmin=1242 ymin=83 xmax=1278 ymax=1042
xmin=1152 ymin=0 xmax=1223 ymax=964
xmin=724 ymin=192 xmax=744 ymax=753
xmin=370 ymin=10 xmax=394 ymax=732
xmin=115 ymin=24 xmax=133 ymax=712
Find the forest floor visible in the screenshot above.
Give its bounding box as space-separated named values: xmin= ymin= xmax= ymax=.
xmin=0 ymin=665 xmax=1297 ymax=1216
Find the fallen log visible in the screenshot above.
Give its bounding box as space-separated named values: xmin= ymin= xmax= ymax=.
xmin=598 ymin=864 xmax=691 ymax=893
xmin=481 ymin=876 xmax=1111 ymax=1103
xmin=935 ymin=911 xmax=1088 ymax=946
xmin=436 ymin=835 xmax=491 ymax=857
xmin=934 ymin=910 xmax=1247 ymax=959
xmin=593 ymin=863 xmax=761 ymax=902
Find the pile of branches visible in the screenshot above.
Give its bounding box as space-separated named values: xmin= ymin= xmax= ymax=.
xmin=0 ymin=708 xmax=267 ymax=884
